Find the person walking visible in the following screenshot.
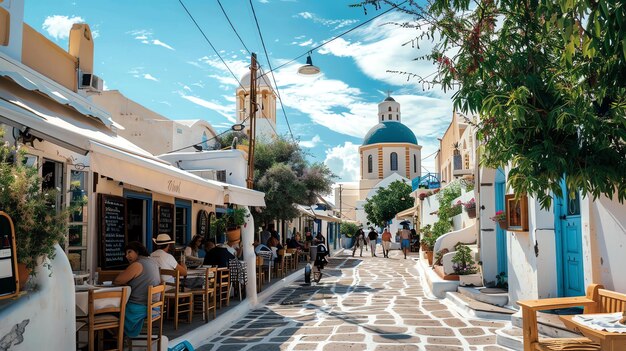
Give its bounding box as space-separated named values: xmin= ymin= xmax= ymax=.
xmin=367 ymin=227 xmax=378 ymax=257
xmin=381 ymin=227 xmax=392 ymax=258
xmin=400 ymin=225 xmax=411 ymax=259
xmin=352 ymin=228 xmax=365 ymax=257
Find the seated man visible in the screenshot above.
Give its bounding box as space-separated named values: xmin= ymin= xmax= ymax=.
xmin=150 ymin=234 xmax=187 ymax=284
xmin=203 ymin=240 xmax=236 ymax=268
xmin=287 ymin=233 xmax=305 ymax=250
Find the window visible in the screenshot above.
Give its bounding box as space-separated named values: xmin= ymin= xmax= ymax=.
xmin=216 ymin=170 xmax=226 ymax=182
xmin=175 ymin=199 xmax=192 ymax=245
xmin=388 ymin=106 xmax=392 ymax=111
xmin=413 ymin=154 xmax=417 ymax=173
xmin=388 ymin=114 xmax=392 ymax=118
xmin=367 ymin=155 xmax=373 ymax=173
xmin=390 ymin=152 xmax=398 ymax=171
xmin=382 ymin=116 xmax=384 ymax=121
xmin=68 ymin=169 xmax=88 ymax=272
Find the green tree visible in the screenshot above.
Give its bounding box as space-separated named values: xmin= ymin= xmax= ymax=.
xmin=340 ymin=221 xmax=360 ymax=238
xmin=363 ymin=180 xmax=413 ymax=227
xmin=252 ymin=136 xmax=335 ymax=224
xmin=356 ymin=0 xmax=626 ymax=208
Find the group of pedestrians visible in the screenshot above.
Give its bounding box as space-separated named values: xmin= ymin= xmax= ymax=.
xmin=351 ymin=225 xmax=414 ymax=259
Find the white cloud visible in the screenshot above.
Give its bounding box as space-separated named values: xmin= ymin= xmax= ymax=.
xmin=324 ymin=142 xmax=361 ymax=182
xmin=295 ymin=12 xmax=359 ymax=30
xmin=180 ymin=94 xmax=237 ymax=123
xmin=259 ymin=0 xmax=269 ymax=3
xmin=152 ymin=39 xmax=174 ymax=50
xmin=128 ymin=29 xmax=175 ymax=51
xmin=42 ymin=15 xmax=84 ymax=40
xmin=297 ymin=39 xmax=314 ymax=47
xmin=300 ymin=135 xmax=321 ymax=148
xmin=143 ymin=74 xmax=159 ymax=81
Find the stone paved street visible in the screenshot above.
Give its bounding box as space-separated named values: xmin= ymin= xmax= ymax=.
xmin=197 ymin=249 xmax=512 ymax=351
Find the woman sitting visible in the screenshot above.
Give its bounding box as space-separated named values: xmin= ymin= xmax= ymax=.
xmin=267 ymin=236 xmax=284 ymax=264
xmin=184 ymin=235 xmax=205 ymax=267
xmin=287 ymin=233 xmax=305 ymax=250
xmin=114 ymin=241 xmax=161 ymax=338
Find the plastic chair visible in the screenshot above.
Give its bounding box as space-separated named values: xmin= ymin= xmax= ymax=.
xmin=160 ymin=269 xmax=193 ymax=330
xmin=77 ymin=288 xmax=127 ymax=351
xmin=190 ymin=267 xmax=217 ymax=322
xmin=129 ymin=284 xmax=165 ymax=351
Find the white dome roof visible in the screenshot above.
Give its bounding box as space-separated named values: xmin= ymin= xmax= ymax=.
xmin=239 ymin=71 xmax=272 ymax=89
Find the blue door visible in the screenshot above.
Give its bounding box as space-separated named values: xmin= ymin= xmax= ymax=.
xmin=495 ymin=169 xmax=508 ymax=277
xmin=555 ymin=179 xmax=584 ymax=297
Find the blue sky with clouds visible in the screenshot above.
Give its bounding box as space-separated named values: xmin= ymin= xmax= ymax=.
xmin=25 ymin=0 xmax=453 ymax=182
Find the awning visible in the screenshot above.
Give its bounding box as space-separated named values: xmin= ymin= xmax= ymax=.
xmin=0 ymin=53 xmax=113 ymax=127
xmin=296 ymin=205 xmax=316 ymax=218
xmin=396 ymin=205 xmax=419 ymax=219
xmin=90 ymin=142 xmax=225 ymax=205
xmin=0 ymin=80 xmax=149 ymax=157
xmin=223 ymin=184 xmax=266 ymax=207
xmin=312 ymin=210 xmax=341 ymax=223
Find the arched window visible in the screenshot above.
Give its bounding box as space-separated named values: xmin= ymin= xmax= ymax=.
xmin=388 ymin=106 xmax=392 ymax=111
xmin=388 ymin=114 xmax=392 ymax=118
xmin=413 ymin=154 xmax=417 ymax=173
xmin=390 ymin=152 xmax=398 ymax=171
xmin=368 ymin=155 xmax=373 ymax=173
xmin=382 ymin=116 xmax=384 ymax=121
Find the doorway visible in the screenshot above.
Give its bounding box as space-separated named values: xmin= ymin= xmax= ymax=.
xmin=124 ymin=191 xmax=152 ymax=251
xmin=495 ymin=168 xmax=508 ymax=279
xmin=555 ymin=179 xmax=584 ymax=297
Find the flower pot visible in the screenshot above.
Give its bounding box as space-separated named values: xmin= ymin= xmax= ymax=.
xmin=227 ymin=227 xmax=241 ymax=246
xmin=459 ymin=273 xmax=483 ymax=287
xmin=17 ymin=262 xmax=31 ymax=291
xmin=466 ymin=207 xmax=476 ymax=218
xmin=424 ymin=251 xmax=434 ymax=265
xmin=498 ymin=220 xmax=508 ymax=230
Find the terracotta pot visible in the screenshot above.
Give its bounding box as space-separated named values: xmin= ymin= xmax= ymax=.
xmin=227 ymin=227 xmax=241 ymax=246
xmin=425 ymin=251 xmax=434 ymax=265
xmin=466 ymin=207 xmax=476 ymax=218
xmin=17 ymin=262 xmax=31 ymax=291
xmin=498 ymin=219 xmax=508 ymax=230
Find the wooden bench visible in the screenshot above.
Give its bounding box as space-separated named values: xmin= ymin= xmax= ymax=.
xmin=518 ymin=284 xmax=626 ymax=351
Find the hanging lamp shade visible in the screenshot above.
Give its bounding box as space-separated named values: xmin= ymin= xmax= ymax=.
xmin=297 ymin=54 xmax=320 ymax=75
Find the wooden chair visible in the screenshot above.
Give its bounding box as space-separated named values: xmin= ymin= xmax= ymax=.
xmin=286 ymin=248 xmax=298 ymax=270
xmin=217 ymin=267 xmax=231 ymax=308
xmin=190 ymin=267 xmax=217 ymax=322
xmin=517 ymin=284 xmax=626 ymax=351
xmin=77 ymin=288 xmax=127 ymax=351
xmin=96 ymin=268 xmax=123 ymax=284
xmin=129 ymin=284 xmax=165 ymax=351
xmin=275 ymin=249 xmax=287 ymax=278
xmin=160 ymin=269 xmax=193 ymax=330
xmin=255 ymin=255 xmax=265 ymax=292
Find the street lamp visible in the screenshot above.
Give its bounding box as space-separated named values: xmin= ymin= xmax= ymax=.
xmin=297 ymin=53 xmax=320 ymax=76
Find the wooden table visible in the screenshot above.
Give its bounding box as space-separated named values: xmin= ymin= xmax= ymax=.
xmin=560 ymin=315 xmax=626 ymax=351
xmin=75 ymin=285 xmax=131 ymax=317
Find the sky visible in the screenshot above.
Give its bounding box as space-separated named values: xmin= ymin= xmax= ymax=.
xmin=25 ymin=0 xmax=454 ymax=183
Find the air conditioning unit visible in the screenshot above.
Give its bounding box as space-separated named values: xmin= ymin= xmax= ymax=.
xmin=79 ymin=72 xmax=103 ymax=92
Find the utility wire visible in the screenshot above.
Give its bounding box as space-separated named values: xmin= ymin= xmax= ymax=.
xmin=217 ymin=0 xmax=251 ymax=54
xmin=248 ymin=0 xmax=295 ymax=142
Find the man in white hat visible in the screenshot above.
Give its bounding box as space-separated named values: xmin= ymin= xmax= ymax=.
xmin=151 ymin=233 xmax=187 ymax=283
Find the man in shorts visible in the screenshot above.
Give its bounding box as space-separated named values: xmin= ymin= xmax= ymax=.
xmin=400 ymin=225 xmax=411 ymax=259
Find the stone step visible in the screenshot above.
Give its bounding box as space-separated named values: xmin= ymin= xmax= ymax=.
xmin=446 ymin=291 xmax=515 ymax=321
xmin=458 ymin=286 xmax=509 ymax=307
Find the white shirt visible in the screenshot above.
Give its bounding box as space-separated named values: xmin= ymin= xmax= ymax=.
xmin=150 ymin=249 xmax=178 ymax=284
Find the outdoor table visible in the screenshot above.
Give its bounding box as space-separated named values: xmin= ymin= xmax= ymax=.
xmin=73 ymin=272 xmax=90 ymax=286
xmin=75 ymin=285 xmax=131 ymax=318
xmin=256 ymin=251 xmax=273 ymax=281
xmin=560 ymin=314 xmax=626 ymax=351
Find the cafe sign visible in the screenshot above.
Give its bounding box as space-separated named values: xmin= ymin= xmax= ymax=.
xmin=197 ymin=210 xmax=209 ymax=237
xmin=168 ymin=180 xmax=181 ymax=193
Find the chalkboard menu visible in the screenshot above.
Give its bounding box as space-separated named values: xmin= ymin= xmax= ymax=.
xmin=154 ymin=201 xmax=174 ymax=237
xmin=197 ymin=210 xmax=209 ymax=237
xmin=99 ymin=194 xmax=127 ymax=269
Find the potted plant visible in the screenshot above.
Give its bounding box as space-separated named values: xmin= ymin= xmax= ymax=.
xmin=0 ymin=133 xmax=77 ymax=288
xmin=340 ymin=221 xmax=359 ymax=249
xmin=463 ymin=198 xmax=476 ymax=218
xmin=223 ymin=207 xmax=249 ymax=245
xmin=490 ymin=210 xmax=507 ymax=230
xmin=452 ymin=244 xmax=482 ymax=286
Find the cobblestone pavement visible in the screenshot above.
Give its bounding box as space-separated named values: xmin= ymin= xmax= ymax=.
xmin=197 ymin=248 xmax=512 ymax=351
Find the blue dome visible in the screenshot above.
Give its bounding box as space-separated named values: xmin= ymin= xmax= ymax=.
xmin=363 ymin=121 xmax=418 ymax=145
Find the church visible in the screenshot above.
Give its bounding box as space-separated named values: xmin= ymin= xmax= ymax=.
xmin=336 ymin=95 xmax=422 ymax=228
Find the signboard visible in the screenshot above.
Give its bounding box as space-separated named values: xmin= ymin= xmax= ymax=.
xmin=0 ymin=212 xmax=18 ymax=299
xmin=154 ymin=201 xmax=174 ymax=237
xmin=197 ymin=210 xmax=209 ymax=237
xmin=99 ymin=194 xmax=127 ymax=269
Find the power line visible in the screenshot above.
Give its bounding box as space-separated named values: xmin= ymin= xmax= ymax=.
xmin=217 ymin=0 xmax=251 ymax=54
xmin=248 ymin=0 xmax=295 ymax=142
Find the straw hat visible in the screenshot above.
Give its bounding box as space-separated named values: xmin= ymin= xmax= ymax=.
xmin=153 ymin=233 xmax=175 ymax=245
